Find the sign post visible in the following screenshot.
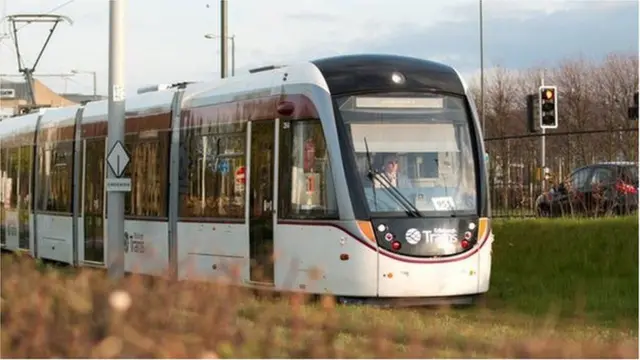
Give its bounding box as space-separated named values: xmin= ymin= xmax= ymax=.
xmin=106 ymin=0 xmax=128 ymax=280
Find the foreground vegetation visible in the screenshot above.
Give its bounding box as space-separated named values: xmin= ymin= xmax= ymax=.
xmin=1 ymin=216 xmax=637 ymax=358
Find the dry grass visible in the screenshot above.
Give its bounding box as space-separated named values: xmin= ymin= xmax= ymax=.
xmin=2 ymin=215 xmax=638 ymax=358
xmin=0 ymin=253 xmax=637 ymax=359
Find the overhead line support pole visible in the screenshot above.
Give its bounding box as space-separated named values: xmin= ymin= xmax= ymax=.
xmin=106 ymin=0 xmax=127 ymax=280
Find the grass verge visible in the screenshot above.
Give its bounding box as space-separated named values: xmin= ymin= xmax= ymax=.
xmin=487 ymin=215 xmax=638 ymax=326
xmin=1 ymin=216 xmax=637 ymax=358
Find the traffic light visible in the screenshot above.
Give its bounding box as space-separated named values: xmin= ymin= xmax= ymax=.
xmin=628 ymin=91 xmax=638 ymax=120
xmin=526 ymin=93 xmax=540 ymax=133
xmin=538 ymin=85 xmax=558 ymax=129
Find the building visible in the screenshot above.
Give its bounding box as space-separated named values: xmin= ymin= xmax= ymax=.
xmin=0 ymin=78 xmax=105 ymax=119
xmin=60 ymin=93 xmax=107 ymax=105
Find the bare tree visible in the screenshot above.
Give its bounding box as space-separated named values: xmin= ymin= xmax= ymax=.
xmin=469 ymin=51 xmax=638 ymax=217
xmin=594 ymin=53 xmax=639 ymax=162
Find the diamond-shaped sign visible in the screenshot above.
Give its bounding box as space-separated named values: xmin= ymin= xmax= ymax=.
xmin=107 ymin=140 xmax=131 ymax=178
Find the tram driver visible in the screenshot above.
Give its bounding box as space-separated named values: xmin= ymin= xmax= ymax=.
xmin=375 ymin=154 xmax=413 ymax=189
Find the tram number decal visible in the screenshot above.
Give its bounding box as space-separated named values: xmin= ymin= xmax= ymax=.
xmin=431 ymin=196 xmax=455 ymax=211
xmin=124 ymin=231 xmax=146 ymax=254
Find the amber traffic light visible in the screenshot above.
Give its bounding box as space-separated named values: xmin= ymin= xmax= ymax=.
xmin=538 ymin=85 xmax=558 ymax=129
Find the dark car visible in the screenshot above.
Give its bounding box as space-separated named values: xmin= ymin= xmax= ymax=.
xmin=535 ymin=162 xmax=638 ymax=217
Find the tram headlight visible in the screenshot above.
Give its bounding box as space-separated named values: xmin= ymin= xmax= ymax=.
xmin=390 ymin=72 xmax=405 ymax=85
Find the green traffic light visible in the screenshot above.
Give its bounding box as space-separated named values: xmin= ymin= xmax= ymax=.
xmin=542 ymin=114 xmax=555 ymax=125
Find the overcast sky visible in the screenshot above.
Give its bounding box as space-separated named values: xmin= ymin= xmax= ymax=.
xmin=0 ymin=0 xmax=637 ymax=96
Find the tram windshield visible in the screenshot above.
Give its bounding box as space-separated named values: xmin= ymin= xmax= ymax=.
xmin=338 ymin=94 xmax=478 ymax=216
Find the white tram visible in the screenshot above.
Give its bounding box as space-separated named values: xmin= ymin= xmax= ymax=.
xmin=0 ymin=54 xmax=493 ymax=305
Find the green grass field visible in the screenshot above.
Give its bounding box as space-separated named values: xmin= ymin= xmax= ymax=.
xmin=488 ymin=216 xmax=638 ymax=326
xmin=1 ymin=216 xmax=637 ymax=358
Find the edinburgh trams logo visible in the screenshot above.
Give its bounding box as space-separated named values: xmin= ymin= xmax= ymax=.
xmin=405 ymin=228 xmax=458 ymax=245
xmin=405 ymin=228 xmax=422 ymax=245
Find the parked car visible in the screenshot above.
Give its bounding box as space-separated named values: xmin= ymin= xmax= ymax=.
xmin=535 ymin=162 xmax=638 ymax=217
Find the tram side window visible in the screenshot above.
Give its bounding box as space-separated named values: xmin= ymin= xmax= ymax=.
xmin=178 ymin=127 xmax=246 ymax=219
xmin=122 ymin=131 xmax=170 ymax=218
xmin=83 ymin=138 xmax=104 ymax=214
xmin=278 ymin=119 xmax=338 ymax=219
xmin=18 ymin=145 xmax=32 ymax=212
xmin=35 ymin=145 xmax=44 ymax=211
xmin=6 ymin=147 xmax=19 ymax=209
xmin=0 ymin=148 xmax=5 ymax=207
xmin=38 ymin=140 xmax=74 ymax=213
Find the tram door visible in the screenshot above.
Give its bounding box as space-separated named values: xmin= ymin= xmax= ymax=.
xmin=248 ymin=120 xmax=276 ymax=284
xmin=18 ymin=145 xmax=31 ymax=250
xmin=81 ymin=138 xmax=105 ymax=263
xmin=0 ymin=147 xmax=5 ymax=247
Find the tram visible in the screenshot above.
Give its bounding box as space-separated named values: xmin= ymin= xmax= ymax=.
xmin=0 ymin=54 xmax=493 ymax=305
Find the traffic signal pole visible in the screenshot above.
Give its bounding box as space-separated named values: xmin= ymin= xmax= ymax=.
xmin=540 ymin=75 xmax=547 ymax=191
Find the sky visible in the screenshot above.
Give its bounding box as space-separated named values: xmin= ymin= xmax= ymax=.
xmin=0 ymin=0 xmax=638 ymax=97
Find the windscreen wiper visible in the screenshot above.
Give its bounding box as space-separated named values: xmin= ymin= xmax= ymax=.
xmin=364 ymin=137 xmax=379 ymax=211
xmin=363 ymin=138 xmax=423 ymax=217
xmin=372 ymin=169 xmax=424 ymax=217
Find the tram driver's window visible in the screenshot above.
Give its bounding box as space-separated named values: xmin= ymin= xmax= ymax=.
xmin=407 ymin=153 xmax=439 ymax=179
xmin=279 ymin=120 xmax=338 ymax=219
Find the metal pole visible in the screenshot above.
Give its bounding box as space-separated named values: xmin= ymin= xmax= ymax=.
xmin=479 ymin=0 xmax=485 ymax=137
xmin=220 ymin=0 xmax=228 ymax=78
xmin=92 ymin=71 xmax=97 ymax=98
xmin=107 ymin=0 xmax=126 ymax=280
xmin=231 ymin=35 xmax=235 ymax=77
xmin=541 ymin=74 xmax=547 ymax=191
